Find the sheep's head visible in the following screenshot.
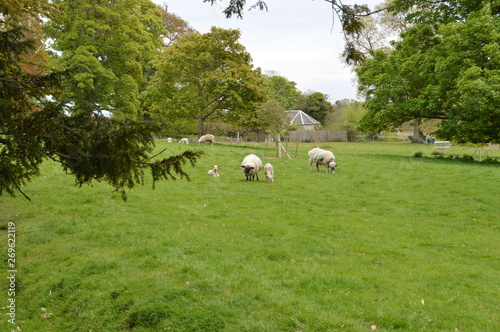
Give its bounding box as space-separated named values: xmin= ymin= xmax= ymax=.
xmin=212 ymin=165 xmax=220 ymax=170
xmin=241 ymin=165 xmax=254 ymax=175
xmin=329 ymin=161 xmax=337 ymax=173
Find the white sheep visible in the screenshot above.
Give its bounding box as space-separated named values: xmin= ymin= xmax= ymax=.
xmin=207 ymin=165 xmax=220 ymax=177
xmin=198 ymin=134 xmax=215 ymax=146
xmin=179 ymin=138 xmax=189 ymax=144
xmin=308 ymin=147 xmax=337 ymax=173
xmin=240 ymin=154 xmax=263 ymax=181
xmin=264 ymin=163 xmax=274 ymax=182
xmin=167 ymin=137 xmax=172 ymax=143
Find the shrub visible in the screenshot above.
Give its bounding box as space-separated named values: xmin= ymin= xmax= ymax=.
xmin=461 ymin=154 xmax=475 ymax=162
xmin=482 ymin=156 xmax=499 ymax=164
xmin=413 ymin=151 xmax=424 ymax=158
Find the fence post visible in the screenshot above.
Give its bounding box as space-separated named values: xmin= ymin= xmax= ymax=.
xmin=277 ymin=133 xmax=281 ymax=158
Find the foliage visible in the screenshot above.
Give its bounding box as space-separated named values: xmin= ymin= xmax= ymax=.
xmin=390 ymin=0 xmax=500 ymax=25
xmin=203 ymin=0 xmax=268 ymax=19
xmin=1 ymin=0 xmax=203 ymax=200
xmin=295 ymin=91 xmax=334 ymax=124
xmin=357 ymin=7 xmax=500 ymax=143
xmin=416 ymin=150 xmax=498 ymax=163
xmin=45 ymin=0 xmax=166 ymax=119
xmin=323 ymin=99 xmax=367 ymax=141
xmin=157 ymin=4 xmax=196 ymax=46
xmin=147 ymin=27 xmax=265 ymax=137
xmin=0 ymin=26 xmax=59 ymax=199
xmin=1 ymin=142 xmax=499 ymax=331
xmin=328 ymin=99 xmax=367 ymax=126
xmin=255 ymin=99 xmax=290 ymax=135
xmin=350 ymin=0 xmax=412 ymax=61
xmin=261 ymin=72 xmax=301 ymax=110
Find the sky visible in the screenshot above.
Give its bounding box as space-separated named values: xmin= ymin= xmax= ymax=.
xmin=153 ymin=0 xmax=384 ymax=102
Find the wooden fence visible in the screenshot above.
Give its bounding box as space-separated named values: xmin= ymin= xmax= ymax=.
xmin=288 ymin=130 xmax=348 ymax=142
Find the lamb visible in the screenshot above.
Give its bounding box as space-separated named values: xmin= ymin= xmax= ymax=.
xmin=179 ymin=138 xmax=189 ymax=144
xmin=198 ymin=134 xmax=215 ymax=146
xmin=264 ymin=163 xmax=274 ymax=182
xmin=167 ymin=137 xmax=172 ymax=143
xmin=308 ymin=147 xmax=337 ymax=173
xmin=207 ymin=165 xmax=220 ymax=177
xmin=240 ymin=154 xmax=263 ymax=181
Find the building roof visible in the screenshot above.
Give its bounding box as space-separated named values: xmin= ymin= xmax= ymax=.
xmin=286 ymin=110 xmax=320 ymax=126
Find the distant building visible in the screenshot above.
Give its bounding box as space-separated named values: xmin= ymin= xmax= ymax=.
xmin=286 ymin=110 xmax=320 ymax=131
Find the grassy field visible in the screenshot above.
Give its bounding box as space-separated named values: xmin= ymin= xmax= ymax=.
xmin=1 ymin=141 xmax=499 ymax=331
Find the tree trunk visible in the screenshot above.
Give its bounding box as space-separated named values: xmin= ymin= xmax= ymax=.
xmin=412 ymin=118 xmax=424 ymax=144
xmin=197 ymin=113 xmax=205 ymax=138
xmin=276 ymin=132 xmax=281 ymax=158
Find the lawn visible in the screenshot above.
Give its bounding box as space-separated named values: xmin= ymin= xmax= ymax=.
xmin=0 ymin=141 xmax=499 ymax=331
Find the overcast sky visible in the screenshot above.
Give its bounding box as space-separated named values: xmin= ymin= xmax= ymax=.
xmin=153 ymin=0 xmax=384 ymax=102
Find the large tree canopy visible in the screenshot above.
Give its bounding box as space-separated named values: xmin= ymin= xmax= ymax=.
xmin=45 ymin=0 xmax=166 ymax=119
xmin=147 ymin=27 xmax=265 ymax=136
xmin=357 ymin=5 xmax=500 ymax=143
xmin=1 ymin=0 xmax=203 ymax=200
xmin=295 ymin=92 xmax=335 ymax=125
xmin=261 ymin=72 xmax=301 ymax=110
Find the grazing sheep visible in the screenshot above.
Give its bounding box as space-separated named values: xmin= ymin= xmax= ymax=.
xmin=179 ymin=138 xmax=189 ymax=144
xmin=264 ymin=163 xmax=274 ymax=182
xmin=167 ymin=137 xmax=172 ymax=143
xmin=198 ymin=134 xmax=215 ymax=146
xmin=308 ymin=147 xmax=337 ymax=173
xmin=241 ymin=154 xmax=263 ymax=181
xmin=207 ymin=165 xmax=220 ymax=177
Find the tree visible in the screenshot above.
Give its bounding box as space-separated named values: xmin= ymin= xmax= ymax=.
xmin=261 ymin=72 xmax=301 ymax=110
xmin=295 ymin=91 xmax=334 ymax=125
xmin=147 ymin=27 xmax=265 ymax=137
xmin=357 ymin=7 xmax=500 ymax=143
xmin=348 ymin=0 xmax=411 ymax=60
xmin=389 ymin=0 xmax=500 ymax=25
xmin=45 ymin=0 xmax=166 ymax=119
xmin=324 ymin=99 xmax=367 ymax=141
xmin=1 ymin=0 xmax=203 ymax=200
xmin=256 ymin=100 xmax=291 ymax=136
xmin=157 ymin=4 xmax=196 ymax=46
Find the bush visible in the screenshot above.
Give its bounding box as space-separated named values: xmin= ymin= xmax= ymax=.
xmin=482 ymin=157 xmax=499 ymax=164
xmin=461 ymin=154 xmax=475 ymax=162
xmin=413 ymin=151 xmax=424 ymax=158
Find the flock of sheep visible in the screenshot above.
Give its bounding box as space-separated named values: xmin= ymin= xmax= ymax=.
xmin=166 ymin=134 xmax=337 ymax=182
xmin=168 ymin=134 xmax=215 ymax=146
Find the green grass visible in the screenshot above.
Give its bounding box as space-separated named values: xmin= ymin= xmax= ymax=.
xmin=1 ymin=141 xmax=499 ymax=331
